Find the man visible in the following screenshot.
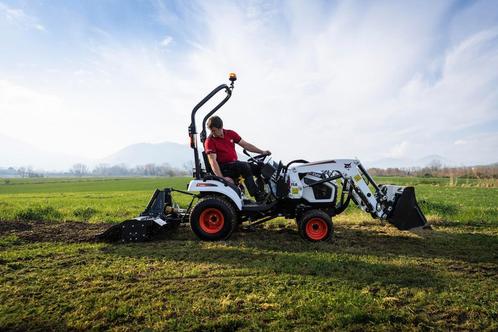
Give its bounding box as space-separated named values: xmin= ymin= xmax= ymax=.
xmin=204 ymin=116 xmax=271 ymax=202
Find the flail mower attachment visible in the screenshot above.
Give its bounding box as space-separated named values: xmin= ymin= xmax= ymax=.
xmin=96 ymin=188 xmax=191 ymax=242
xmin=381 ymin=185 xmax=428 ymax=230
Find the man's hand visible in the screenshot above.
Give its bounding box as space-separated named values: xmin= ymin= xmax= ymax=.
xmin=223 ymin=177 xmax=234 ymax=184
xmin=238 ymin=139 xmax=271 ymax=156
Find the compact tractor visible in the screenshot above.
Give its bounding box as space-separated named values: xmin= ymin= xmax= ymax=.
xmin=99 ymin=73 xmax=428 ymax=242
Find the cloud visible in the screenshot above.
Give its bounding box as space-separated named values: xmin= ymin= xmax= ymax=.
xmin=387 ymin=141 xmax=409 ymax=158
xmin=0 ymin=80 xmax=68 ymax=150
xmin=169 ymin=1 xmax=497 ymax=164
xmin=0 ymin=79 xmax=61 ymax=115
xmin=160 ymin=35 xmax=173 ymax=48
xmin=1 ymin=1 xmax=497 ymax=166
xmin=0 ymin=2 xmax=45 ymax=31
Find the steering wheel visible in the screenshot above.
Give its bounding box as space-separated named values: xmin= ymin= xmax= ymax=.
xmin=243 ymin=149 xmax=270 ymax=164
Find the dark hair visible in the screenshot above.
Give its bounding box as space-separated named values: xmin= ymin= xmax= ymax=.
xmin=207 ymin=116 xmax=223 ymax=129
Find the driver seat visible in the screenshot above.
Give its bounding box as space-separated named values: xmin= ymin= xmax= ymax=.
xmin=201 ymin=150 xmax=247 ymax=196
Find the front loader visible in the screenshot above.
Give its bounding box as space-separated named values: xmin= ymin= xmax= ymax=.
xmin=98 ymin=73 xmax=429 ymax=243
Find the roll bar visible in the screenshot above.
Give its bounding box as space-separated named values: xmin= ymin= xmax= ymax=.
xmin=188 ymin=74 xmax=236 ymax=179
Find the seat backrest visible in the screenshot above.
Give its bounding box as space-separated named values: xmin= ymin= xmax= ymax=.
xmin=202 ymin=151 xmax=213 ymax=174
xmin=202 ymin=144 xmax=240 ymax=187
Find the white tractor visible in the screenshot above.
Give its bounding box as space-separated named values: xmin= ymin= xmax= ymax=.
xmin=99 ymin=74 xmax=428 ymax=243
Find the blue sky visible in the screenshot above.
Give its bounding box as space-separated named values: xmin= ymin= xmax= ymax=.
xmin=1 ymin=0 xmax=497 ymax=167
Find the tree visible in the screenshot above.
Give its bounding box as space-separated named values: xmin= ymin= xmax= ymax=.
xmin=428 ymin=159 xmax=442 ymax=171
xmin=71 ymin=163 xmax=89 ymax=176
xmin=17 ymin=167 xmax=26 ymax=178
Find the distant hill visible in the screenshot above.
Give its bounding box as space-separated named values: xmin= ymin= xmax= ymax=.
xmin=0 ymin=133 xmax=192 ymax=171
xmin=0 ymin=133 xmax=86 ymax=170
xmin=1 ymin=133 xmax=494 ymax=171
xmin=100 ymin=142 xmax=192 ymax=169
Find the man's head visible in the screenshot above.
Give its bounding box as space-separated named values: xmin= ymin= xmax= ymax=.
xmin=207 ymin=116 xmax=223 ymax=137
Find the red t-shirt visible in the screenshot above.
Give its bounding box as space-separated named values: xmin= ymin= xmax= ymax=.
xmin=205 ymin=129 xmax=241 ymax=164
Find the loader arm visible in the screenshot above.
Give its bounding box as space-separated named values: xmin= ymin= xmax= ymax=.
xmin=289 ymin=159 xmax=428 ymax=230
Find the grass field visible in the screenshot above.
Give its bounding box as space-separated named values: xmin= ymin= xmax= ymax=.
xmin=1 ymin=176 xmax=497 ymax=331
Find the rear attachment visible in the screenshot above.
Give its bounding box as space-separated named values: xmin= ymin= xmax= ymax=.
xmin=380 ymin=185 xmax=429 ymax=230
xmin=96 ymin=188 xmax=194 ymax=242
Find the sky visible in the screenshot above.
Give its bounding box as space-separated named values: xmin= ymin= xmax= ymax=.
xmin=1 ymin=0 xmax=498 ymax=167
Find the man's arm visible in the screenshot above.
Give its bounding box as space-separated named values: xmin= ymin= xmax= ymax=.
xmin=207 ymin=153 xmax=223 ymax=177
xmin=238 ymin=139 xmax=271 ymax=155
xmin=207 ymin=153 xmax=234 ymax=183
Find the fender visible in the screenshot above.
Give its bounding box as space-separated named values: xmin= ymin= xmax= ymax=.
xmin=187 ymin=179 xmax=243 ymax=210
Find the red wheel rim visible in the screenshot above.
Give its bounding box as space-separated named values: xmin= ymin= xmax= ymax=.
xmin=199 ymin=208 xmax=225 ymax=234
xmin=305 ymin=218 xmax=328 ymax=240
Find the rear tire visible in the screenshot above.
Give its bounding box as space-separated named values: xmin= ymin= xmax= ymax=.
xmin=190 ymin=196 xmax=237 ymax=241
xmin=298 ymin=210 xmax=333 ymax=242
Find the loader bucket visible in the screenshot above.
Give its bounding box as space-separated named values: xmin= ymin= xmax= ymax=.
xmin=387 ymin=187 xmax=428 ymax=230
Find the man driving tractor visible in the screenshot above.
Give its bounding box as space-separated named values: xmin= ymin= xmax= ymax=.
xmin=205 ymin=115 xmax=271 ymax=202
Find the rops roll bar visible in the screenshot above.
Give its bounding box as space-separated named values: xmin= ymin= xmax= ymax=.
xmin=188 ymin=73 xmax=237 ymax=179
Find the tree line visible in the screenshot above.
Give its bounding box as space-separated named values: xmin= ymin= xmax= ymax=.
xmin=0 ymin=163 xmax=191 ymax=178
xmin=2 ymin=161 xmax=497 ymax=179
xmin=368 ymin=164 xmax=498 ymax=179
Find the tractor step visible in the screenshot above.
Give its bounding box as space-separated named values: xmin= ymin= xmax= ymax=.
xmin=242 ymin=200 xmax=277 ymax=212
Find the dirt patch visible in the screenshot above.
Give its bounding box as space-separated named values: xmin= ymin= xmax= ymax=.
xmin=0 ymin=220 xmax=114 ymax=243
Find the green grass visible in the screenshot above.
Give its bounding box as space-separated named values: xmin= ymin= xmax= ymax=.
xmin=0 ymin=176 xmax=496 ymax=224
xmin=0 ymin=176 xmax=497 ymax=330
xmin=0 ymin=176 xmax=190 ymax=194
xmin=0 ymin=177 xmax=193 ymax=222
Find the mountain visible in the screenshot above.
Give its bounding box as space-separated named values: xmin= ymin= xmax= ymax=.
xmin=0 ymin=134 xmax=87 ymax=170
xmin=4 ymin=133 xmax=490 ymax=171
xmin=0 ymin=133 xmax=193 ymax=171
xmin=416 ymin=155 xmax=455 ymax=167
xmin=100 ymin=142 xmax=192 ymax=169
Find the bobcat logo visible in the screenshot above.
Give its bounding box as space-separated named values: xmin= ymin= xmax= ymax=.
xmin=344 ymin=163 xmax=352 ymax=169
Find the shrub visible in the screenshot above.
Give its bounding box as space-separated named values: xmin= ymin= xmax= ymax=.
xmin=73 ymin=207 xmax=98 ymax=220
xmin=15 ymin=206 xmax=63 ymax=221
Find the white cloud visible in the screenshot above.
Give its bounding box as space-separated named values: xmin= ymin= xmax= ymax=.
xmin=160 ymin=35 xmax=173 ymax=48
xmin=1 ymin=1 xmax=497 ymax=166
xmin=173 ymin=1 xmax=498 ymax=164
xmin=34 ymin=23 xmax=45 ymax=31
xmin=387 ymin=141 xmax=409 ymax=158
xmin=0 ymin=79 xmax=61 ymax=116
xmin=447 ymin=132 xmax=498 ymax=165
xmin=0 ymin=2 xmax=45 ymax=31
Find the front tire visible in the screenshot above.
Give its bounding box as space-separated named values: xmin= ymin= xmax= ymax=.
xmin=190 ymin=196 xmax=237 ymax=241
xmin=298 ymin=210 xmax=333 ymax=242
